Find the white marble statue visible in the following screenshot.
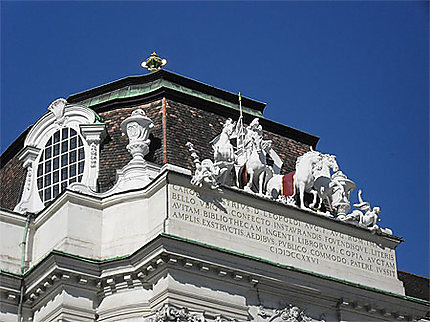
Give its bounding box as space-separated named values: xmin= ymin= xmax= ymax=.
xmin=330 ymin=171 xmax=356 ymax=216
xmin=337 ymin=189 xmax=390 ymax=233
xmin=311 ymin=154 xmax=341 ymax=212
xmin=211 ymin=119 xmax=237 ymax=186
xmin=266 ymin=150 xmax=348 ymax=214
xmin=188 ymin=117 xmax=275 ymax=192
xmin=293 ymin=149 xmax=322 ymax=209
xmin=212 ymin=118 xmax=236 ymax=163
xmin=186 ymin=142 xmax=222 ymax=189
xmin=236 ymin=118 xmax=272 ymax=195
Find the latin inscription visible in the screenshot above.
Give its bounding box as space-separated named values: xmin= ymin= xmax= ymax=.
xmin=169 ymin=185 xmax=397 ymax=279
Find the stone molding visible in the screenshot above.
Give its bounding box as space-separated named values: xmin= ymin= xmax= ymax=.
xmin=1 ymin=236 xmax=425 ymax=322
xmin=80 ymin=123 xmax=107 ymax=190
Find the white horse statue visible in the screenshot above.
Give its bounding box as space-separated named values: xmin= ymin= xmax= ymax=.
xmin=266 ymin=150 xmax=341 ymax=211
xmin=213 ymin=118 xmax=236 ymax=163
xmin=265 ymin=150 xmax=321 ymax=206
xmin=312 ymin=154 xmax=340 ymax=210
xmin=242 ymin=138 xmax=272 ymax=195
xmin=294 ymin=150 xmax=323 ymax=209
xmin=212 ymin=119 xmax=236 ymax=186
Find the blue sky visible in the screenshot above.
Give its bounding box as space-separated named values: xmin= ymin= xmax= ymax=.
xmin=1 ymin=2 xmax=428 ymax=277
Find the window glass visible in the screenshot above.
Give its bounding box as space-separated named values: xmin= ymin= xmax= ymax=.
xmin=37 ymin=128 xmax=85 ymax=206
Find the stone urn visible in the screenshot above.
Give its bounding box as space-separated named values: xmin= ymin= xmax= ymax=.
xmin=120 ymin=109 xmax=154 ymax=163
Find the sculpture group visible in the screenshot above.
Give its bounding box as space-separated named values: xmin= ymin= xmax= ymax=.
xmin=187 ymin=116 xmax=391 ymax=234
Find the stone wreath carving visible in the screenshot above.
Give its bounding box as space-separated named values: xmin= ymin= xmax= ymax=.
xmin=154 ymin=304 xmax=205 ymax=322
xmin=258 ymin=305 xmax=317 ymax=322
xmin=148 ymin=304 xmax=237 ymax=322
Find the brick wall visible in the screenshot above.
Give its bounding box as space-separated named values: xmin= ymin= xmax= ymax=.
xmin=165 ymin=99 xmax=311 ymax=174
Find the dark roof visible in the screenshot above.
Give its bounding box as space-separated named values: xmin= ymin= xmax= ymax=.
xmin=0 ymin=126 xmax=30 ymax=169
xmin=67 ymin=69 xmax=319 ymax=147
xmin=1 ymin=69 xmax=320 ymax=168
xmin=398 ymin=271 xmax=430 ymax=301
xmin=67 ymin=69 xmax=266 ymax=117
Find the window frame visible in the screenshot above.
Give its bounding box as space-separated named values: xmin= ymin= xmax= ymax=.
xmin=14 ymin=100 xmax=105 ymax=214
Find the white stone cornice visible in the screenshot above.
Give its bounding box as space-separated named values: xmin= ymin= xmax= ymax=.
xmin=0 ymin=209 xmax=28 ymax=226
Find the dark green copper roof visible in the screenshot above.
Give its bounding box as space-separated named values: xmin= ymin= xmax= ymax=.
xmin=67 ymin=69 xmax=266 ymax=118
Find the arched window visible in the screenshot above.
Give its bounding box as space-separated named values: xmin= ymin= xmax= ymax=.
xmin=14 ymin=99 xmax=106 ymax=214
xmin=36 ymin=128 xmax=85 ymax=205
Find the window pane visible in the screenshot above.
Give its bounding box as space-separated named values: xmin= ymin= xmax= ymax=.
xmin=44 ymin=188 xmax=51 ymax=201
xmin=53 ymin=157 xmax=59 ymax=170
xmin=37 ymin=177 xmax=43 ymax=189
xmin=78 ymin=161 xmax=84 ymax=174
xmin=44 ymin=174 xmax=51 ymax=186
xmin=69 ymin=150 xmax=77 ymax=163
xmin=61 ymin=168 xmax=68 ymax=180
xmin=45 ymin=146 xmax=52 ymax=159
xmin=54 ymin=131 xmax=60 ymax=143
xmin=62 ymin=128 xmax=68 ymax=139
xmin=53 ymin=144 xmax=60 ymax=155
xmin=69 ymin=164 xmax=76 ymax=177
xmin=61 ymin=141 xmax=68 ymax=153
xmin=45 ymin=160 xmax=51 ymax=173
xmin=61 ymin=154 xmax=68 ymax=166
xmin=53 ymin=170 xmax=59 ymax=183
xmin=70 ymin=137 xmax=77 ymax=149
xmin=78 ymin=148 xmax=84 ymax=160
xmin=53 ymin=185 xmax=59 ymax=198
xmin=37 ymin=127 xmax=86 ymax=200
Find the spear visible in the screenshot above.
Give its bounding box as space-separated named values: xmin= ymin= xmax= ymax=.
xmin=238 ymin=92 xmax=244 ymax=152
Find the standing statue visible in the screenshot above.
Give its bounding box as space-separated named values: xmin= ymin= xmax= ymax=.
xmin=330 ymin=171 xmax=356 ymax=216
xmin=236 ymin=118 xmax=272 ymax=195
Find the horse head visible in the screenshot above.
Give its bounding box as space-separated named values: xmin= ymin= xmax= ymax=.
xmin=222 ymin=118 xmax=236 ymax=137
xmin=325 ymin=154 xmax=339 ymax=172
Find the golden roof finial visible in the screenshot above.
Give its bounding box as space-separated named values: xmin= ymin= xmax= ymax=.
xmin=141 ymin=51 xmax=167 ymax=72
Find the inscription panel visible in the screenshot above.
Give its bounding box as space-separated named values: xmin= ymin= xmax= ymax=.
xmin=167 ymin=184 xmax=404 ymax=294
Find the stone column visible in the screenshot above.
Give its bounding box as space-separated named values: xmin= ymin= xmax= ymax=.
xmin=80 ymin=123 xmax=107 ymax=191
